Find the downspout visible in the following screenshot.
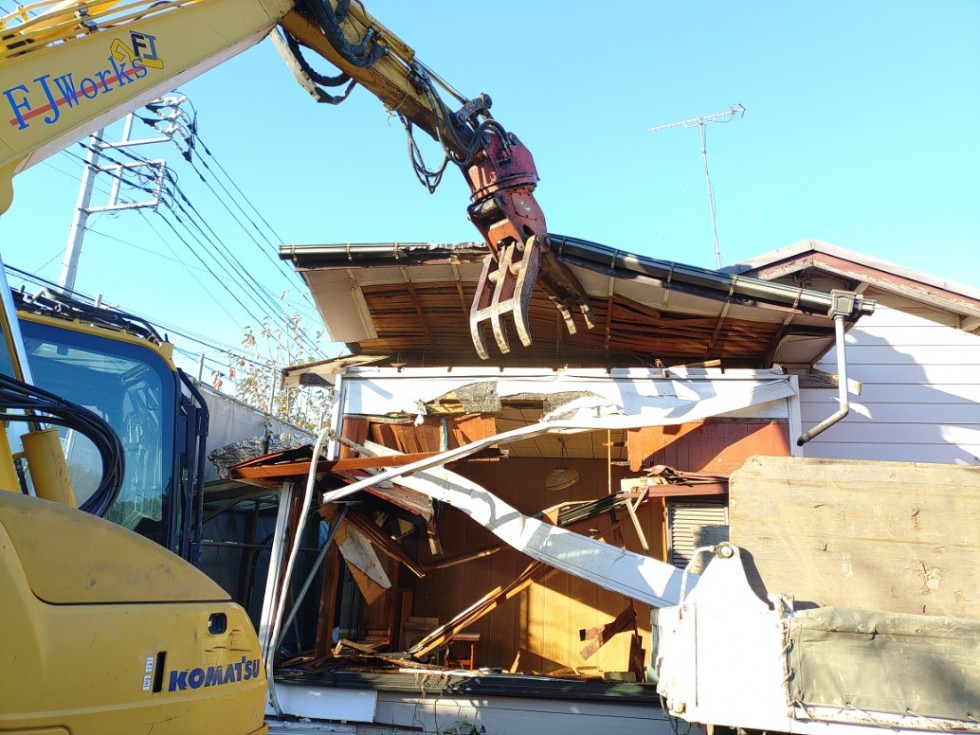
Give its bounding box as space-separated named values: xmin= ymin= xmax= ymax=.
xmin=797 ymin=291 xmax=854 ymax=446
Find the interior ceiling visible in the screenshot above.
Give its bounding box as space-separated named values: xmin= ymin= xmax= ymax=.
xmin=494 ymin=405 xmax=627 ymax=462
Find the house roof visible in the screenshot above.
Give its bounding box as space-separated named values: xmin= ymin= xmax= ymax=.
xmin=280 ymin=235 xmax=874 ymax=369
xmin=722 ymin=239 xmax=980 ymax=334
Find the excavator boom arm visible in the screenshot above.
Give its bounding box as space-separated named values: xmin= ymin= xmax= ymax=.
xmin=0 ymin=0 xmax=593 ymax=356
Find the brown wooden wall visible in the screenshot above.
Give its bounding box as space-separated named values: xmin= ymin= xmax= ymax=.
xmin=342 ymin=416 xmax=791 ymax=678
xmin=627 ymin=419 xmax=791 ymax=472
xmin=409 ymin=455 xmax=654 ymax=676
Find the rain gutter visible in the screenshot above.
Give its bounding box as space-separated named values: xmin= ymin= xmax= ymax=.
xmin=279 ymin=236 xmax=876 ymax=321
xmin=549 ymin=235 xmax=875 ymax=320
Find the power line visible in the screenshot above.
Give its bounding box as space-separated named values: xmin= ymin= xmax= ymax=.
xmin=133 ymin=103 xmax=310 ymax=299
xmin=4 ymin=262 xmax=277 ymax=370
xmin=71 ymin=136 xmax=325 ymax=357
xmin=44 ymin=99 xmax=329 ymax=363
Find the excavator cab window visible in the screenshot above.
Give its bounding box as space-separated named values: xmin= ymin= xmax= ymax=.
xmin=18 ymin=318 xmax=178 ymax=546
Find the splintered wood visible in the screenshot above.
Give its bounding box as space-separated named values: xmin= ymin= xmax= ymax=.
xmin=729 ymin=456 xmax=979 ymax=618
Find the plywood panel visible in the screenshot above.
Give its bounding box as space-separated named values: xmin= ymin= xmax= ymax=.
xmin=340 ymin=417 xmax=369 ymax=459
xmin=729 ymin=456 xmax=980 ymax=618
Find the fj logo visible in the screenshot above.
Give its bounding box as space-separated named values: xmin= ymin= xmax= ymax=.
xmin=3 ymin=30 xmax=165 ymax=130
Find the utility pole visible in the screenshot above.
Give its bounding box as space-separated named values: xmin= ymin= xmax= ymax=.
xmin=650 ymin=103 xmax=745 ymax=268
xmin=57 ymin=95 xmax=192 ymax=294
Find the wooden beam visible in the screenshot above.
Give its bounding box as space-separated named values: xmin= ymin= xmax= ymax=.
xmin=233 ymin=460 xmax=331 ymax=480
xmin=579 ymin=603 xmax=637 ymax=660
xmin=619 ymin=476 xmax=728 ymax=498
xmin=408 ymin=561 xmax=555 ymax=658
xmin=423 ymin=541 xmax=506 ymax=571
xmin=703 ymin=301 xmax=731 ymax=357
xmin=314 ymin=546 xmax=341 ymax=659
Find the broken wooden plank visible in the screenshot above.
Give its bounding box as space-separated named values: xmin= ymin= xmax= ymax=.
xmin=232 ymin=459 xmax=331 ymax=480
xmin=332 ymin=638 xmax=380 ymax=655
xmin=313 ymin=544 xmax=342 ymax=659
xmin=336 ymin=522 xmax=391 ymax=606
xmin=408 ymin=561 xmax=555 ymax=659
xmin=344 ymin=511 xmax=426 ymax=579
xmin=579 ymin=603 xmax=637 ymax=660
xmin=425 ymin=516 xmax=443 ymax=556
xmin=424 ymin=541 xmax=506 ymax=571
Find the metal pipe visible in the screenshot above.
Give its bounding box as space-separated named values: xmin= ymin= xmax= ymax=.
xmin=797 ymin=314 xmax=849 ymax=445
xmin=274 ymin=506 xmax=348 ymax=654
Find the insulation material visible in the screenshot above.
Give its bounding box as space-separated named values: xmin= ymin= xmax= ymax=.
xmin=786 ymin=607 xmax=980 ymax=721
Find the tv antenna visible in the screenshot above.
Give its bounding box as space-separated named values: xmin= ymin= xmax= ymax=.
xmin=650 ymin=103 xmax=745 ymax=268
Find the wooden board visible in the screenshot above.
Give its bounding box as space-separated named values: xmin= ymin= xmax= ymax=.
xmin=627 ymin=420 xmax=790 ymax=473
xmin=729 ymin=456 xmax=980 ymax=618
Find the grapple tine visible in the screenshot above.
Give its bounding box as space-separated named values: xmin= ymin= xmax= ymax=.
xmin=469 ymin=257 xmax=494 ymax=360
xmin=469 ymin=236 xmax=594 ymax=359
xmin=469 ymin=239 xmax=544 ymax=358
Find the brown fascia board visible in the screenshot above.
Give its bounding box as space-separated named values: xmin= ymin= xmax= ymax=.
xmin=725 ymin=240 xmax=980 ymax=323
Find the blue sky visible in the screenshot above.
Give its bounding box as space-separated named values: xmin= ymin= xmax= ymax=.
xmin=2 ymin=1 xmax=978 ymax=373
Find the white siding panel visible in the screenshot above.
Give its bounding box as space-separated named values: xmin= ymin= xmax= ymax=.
xmin=860 ymin=302 xmax=961 ymax=328
xmin=843 ymin=345 xmax=980 ymax=365
xmin=801 ymin=420 xmax=980 ymax=445
xmin=855 ymin=324 xmax=980 ymax=347
xmin=801 ymin=301 xmax=980 ymax=465
xmin=841 ymin=364 xmax=978 ymax=385
xmin=801 ymin=401 xmax=980 ymax=424
xmin=801 ymin=383 xmax=980 ymax=404
xmin=801 ymin=442 xmax=980 ymax=464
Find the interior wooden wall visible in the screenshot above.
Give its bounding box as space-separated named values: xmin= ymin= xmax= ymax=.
xmin=341 ymin=416 xmax=791 ymax=677
xmin=411 ymin=455 xmax=653 ymax=676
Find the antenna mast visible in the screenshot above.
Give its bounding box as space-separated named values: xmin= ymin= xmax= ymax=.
xmin=650 ymin=103 xmax=745 ymax=268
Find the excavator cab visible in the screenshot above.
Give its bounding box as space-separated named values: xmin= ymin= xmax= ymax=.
xmin=13 ymin=289 xmax=209 ymax=563
xmin=0 ymin=260 xmax=268 ymax=734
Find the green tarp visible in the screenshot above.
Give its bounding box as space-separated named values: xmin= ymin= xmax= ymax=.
xmin=786 ymin=607 xmax=980 ymax=721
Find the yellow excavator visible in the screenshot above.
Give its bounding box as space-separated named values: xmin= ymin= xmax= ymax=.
xmin=0 ymin=1 xmax=593 ymax=732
